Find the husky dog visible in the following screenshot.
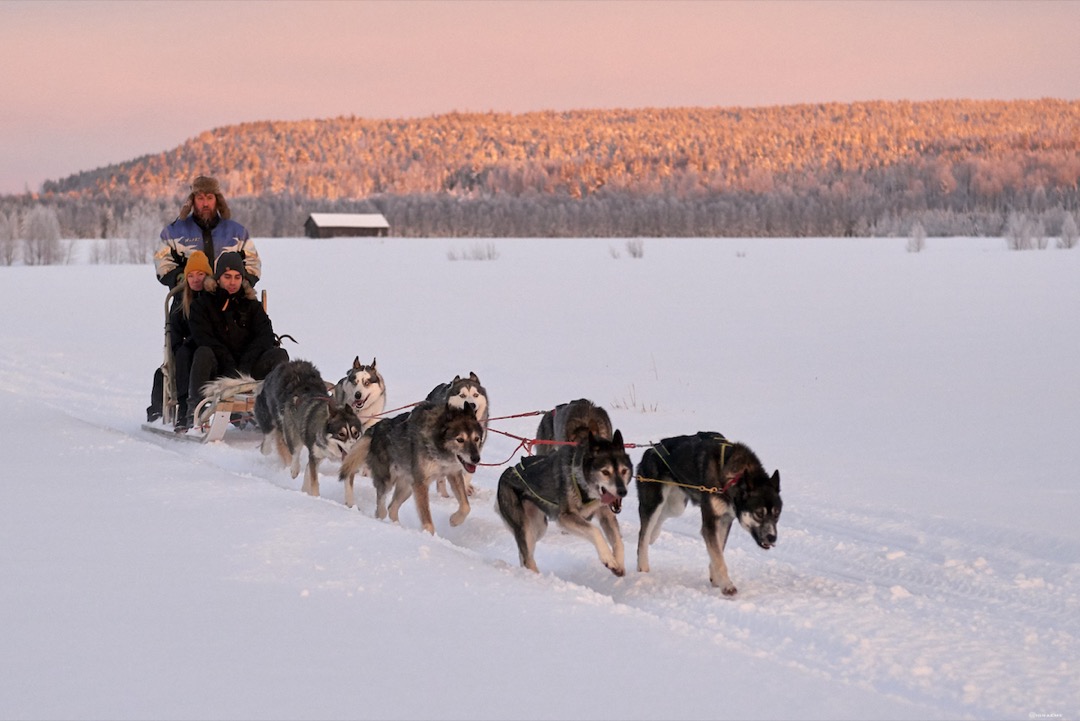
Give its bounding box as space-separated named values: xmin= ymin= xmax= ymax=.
xmin=426 ymin=372 xmax=489 ymax=497
xmin=535 ymin=398 xmax=613 ymax=455
xmin=254 ymin=359 xmax=364 ymax=497
xmin=338 ymin=400 xmax=483 ymax=534
xmin=331 ymin=356 xmax=386 ymax=431
xmin=635 ymin=432 xmax=782 ymax=595
xmin=496 ymin=430 xmax=632 ymax=577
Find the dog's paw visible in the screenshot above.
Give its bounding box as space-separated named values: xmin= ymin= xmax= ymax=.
xmin=449 ymin=509 xmax=470 ymax=527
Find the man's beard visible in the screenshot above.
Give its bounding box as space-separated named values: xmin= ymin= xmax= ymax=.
xmin=195 ymin=207 xmax=216 ymax=223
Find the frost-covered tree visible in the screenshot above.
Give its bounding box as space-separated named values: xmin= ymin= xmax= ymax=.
xmin=1005 ymin=211 xmax=1033 ymax=251
xmin=22 ymin=205 xmax=64 ymax=265
xmin=116 ymin=209 xmax=162 ymax=264
xmin=1058 ymin=213 xmax=1078 ymax=249
xmin=0 ymin=210 xmax=18 ymax=265
xmin=1033 ymin=219 xmax=1048 ymax=250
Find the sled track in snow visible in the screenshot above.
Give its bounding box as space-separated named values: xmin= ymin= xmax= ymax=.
xmin=129 ymin=421 xmax=1080 ymax=720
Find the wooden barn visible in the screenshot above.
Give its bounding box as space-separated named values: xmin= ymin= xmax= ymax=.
xmin=304 ymin=212 xmax=390 ymax=238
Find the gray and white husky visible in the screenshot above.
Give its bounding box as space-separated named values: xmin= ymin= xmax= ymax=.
xmin=635 ymin=431 xmax=782 ymax=595
xmin=254 ymin=359 xmax=364 ymax=498
xmin=426 ymin=372 xmax=489 ymax=497
xmin=534 ymin=398 xmax=613 ymax=454
xmin=338 ymin=400 xmax=484 ymax=534
xmin=496 ymin=430 xmax=632 ymax=577
xmin=331 ymin=356 xmax=386 ymax=431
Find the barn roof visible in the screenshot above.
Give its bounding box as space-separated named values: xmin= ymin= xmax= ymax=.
xmin=306 ymin=212 xmax=389 ymax=229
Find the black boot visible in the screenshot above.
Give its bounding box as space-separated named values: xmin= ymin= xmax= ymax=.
xmin=147 ymin=368 xmax=164 ymax=422
xmin=174 ymin=399 xmax=192 ymax=433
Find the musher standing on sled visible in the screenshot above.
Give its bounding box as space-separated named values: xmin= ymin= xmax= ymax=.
xmin=154 ymin=175 xmax=261 ymax=290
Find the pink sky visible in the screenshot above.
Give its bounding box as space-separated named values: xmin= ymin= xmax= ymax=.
xmin=2 ymin=0 xmax=1078 ymax=195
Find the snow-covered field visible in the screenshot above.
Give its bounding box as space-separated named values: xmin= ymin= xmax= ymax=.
xmin=1 ymin=235 xmax=1077 ymax=720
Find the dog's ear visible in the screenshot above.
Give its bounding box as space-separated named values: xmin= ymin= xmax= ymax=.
xmin=770 ymin=469 xmax=781 ymax=491
xmin=469 ymin=371 xmax=480 ymax=382
xmin=612 ymin=429 xmax=624 ymax=449
xmin=352 ymin=356 xmax=361 ymax=369
xmin=370 ymin=357 xmax=377 ymax=368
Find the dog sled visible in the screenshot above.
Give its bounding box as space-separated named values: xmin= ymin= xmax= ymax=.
xmin=140 ymin=286 xmax=268 ymax=443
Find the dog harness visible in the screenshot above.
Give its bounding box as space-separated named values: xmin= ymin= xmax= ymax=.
xmin=509 ymin=445 xmax=589 ymax=511
xmin=645 ymin=432 xmax=742 ymax=495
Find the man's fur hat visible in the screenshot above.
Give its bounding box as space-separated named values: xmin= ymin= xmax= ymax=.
xmin=178 ymin=175 xmax=231 ymax=221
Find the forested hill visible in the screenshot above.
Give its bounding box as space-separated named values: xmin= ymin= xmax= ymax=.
xmin=18 ymin=99 xmax=1080 ymax=238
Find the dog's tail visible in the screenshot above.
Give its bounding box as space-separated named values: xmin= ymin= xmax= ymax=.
xmin=339 ymin=433 xmax=372 ymax=484
xmin=196 ymin=373 xmax=262 ymax=424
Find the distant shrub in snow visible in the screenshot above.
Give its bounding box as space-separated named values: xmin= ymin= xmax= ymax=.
xmin=610 ymin=239 xmax=645 ymax=259
xmin=906 ymin=222 xmax=926 ymax=253
xmin=447 ymin=242 xmax=499 ymax=261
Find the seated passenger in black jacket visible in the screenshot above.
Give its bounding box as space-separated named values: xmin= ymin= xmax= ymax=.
xmin=181 ymin=252 xmax=288 ymax=431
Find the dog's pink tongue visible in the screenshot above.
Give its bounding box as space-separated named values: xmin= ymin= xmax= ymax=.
xmin=601 ymin=491 xmax=622 ymax=514
xmin=462 ymin=461 xmax=477 ymax=474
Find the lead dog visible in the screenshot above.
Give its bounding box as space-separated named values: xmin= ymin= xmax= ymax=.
xmin=254 ymin=359 xmax=363 ymax=498
xmin=331 ymin=356 xmax=386 ymax=431
xmin=534 ymin=398 xmax=613 ymax=455
xmin=635 ymin=431 xmax=782 ymax=595
xmin=338 ymin=400 xmax=483 ymax=533
xmin=496 ymin=430 xmax=632 ymax=577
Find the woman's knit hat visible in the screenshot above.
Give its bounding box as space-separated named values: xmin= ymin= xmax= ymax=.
xmin=178 ymin=175 xmax=231 ymax=220
xmin=183 ymin=250 xmax=212 ymax=276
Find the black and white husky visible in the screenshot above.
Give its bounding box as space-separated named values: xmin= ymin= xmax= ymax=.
xmin=254 ymin=359 xmax=364 ymax=498
xmin=331 ymin=356 xmax=386 ymax=431
xmin=496 ymin=430 xmax=632 ymax=577
xmin=635 ymin=431 xmax=782 ymax=595
xmin=426 ymin=372 xmax=489 ymax=497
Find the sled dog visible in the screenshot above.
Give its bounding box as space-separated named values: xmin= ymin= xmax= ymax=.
xmin=338 ymin=400 xmax=484 ymax=533
xmin=496 ymin=430 xmax=632 ymax=577
xmin=254 ymin=359 xmax=364 ymax=497
xmin=535 ymin=398 xmax=613 ymax=455
xmin=426 ymin=372 xmax=489 ymax=497
xmin=635 ymin=432 xmax=782 ymax=595
xmin=331 ymin=356 xmax=386 ymax=431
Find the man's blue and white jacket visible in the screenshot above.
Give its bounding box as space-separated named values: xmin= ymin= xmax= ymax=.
xmin=154 ymin=214 xmax=261 ymax=288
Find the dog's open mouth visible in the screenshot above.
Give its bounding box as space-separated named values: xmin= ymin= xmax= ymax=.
xmin=601 ymin=490 xmax=622 ymax=514
xmin=352 ymin=398 xmax=366 ymax=411
xmin=458 ymin=457 xmax=477 ymax=474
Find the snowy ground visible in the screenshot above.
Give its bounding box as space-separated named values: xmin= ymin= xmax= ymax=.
xmin=1 ymin=235 xmax=1077 ymax=720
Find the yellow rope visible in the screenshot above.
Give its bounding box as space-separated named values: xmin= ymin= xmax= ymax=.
xmin=635 ymin=474 xmax=729 ymax=495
